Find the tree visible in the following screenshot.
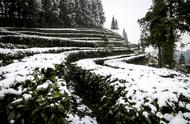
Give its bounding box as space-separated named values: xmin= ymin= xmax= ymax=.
xmin=95 ymin=0 xmax=105 ymax=27
xmin=140 ymin=32 xmax=146 ymax=53
xmin=123 ymin=28 xmax=128 ymax=43
xmin=111 ymin=16 xmax=115 ymax=30
xmin=138 ymin=0 xmax=190 ymax=69
xmin=179 ymin=53 xmax=186 ymax=64
xmin=111 ymin=16 xmax=119 ymax=31
xmin=41 ymin=0 xmax=61 ymax=27
xmin=138 ymin=0 xmax=168 ymax=68
xmin=0 ymin=0 xmax=105 ymax=28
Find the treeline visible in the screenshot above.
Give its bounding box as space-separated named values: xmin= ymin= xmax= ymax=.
xmin=0 ymin=0 xmax=105 ymax=28
xmin=139 ymin=0 xmax=190 ymax=69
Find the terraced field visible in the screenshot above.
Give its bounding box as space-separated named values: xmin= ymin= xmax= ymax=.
xmin=0 ymin=27 xmax=190 ymax=124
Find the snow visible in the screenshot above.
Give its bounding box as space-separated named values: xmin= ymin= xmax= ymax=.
xmin=75 ymin=54 xmax=190 ymax=123
xmin=0 ymin=27 xmax=137 ymax=123
xmin=66 ymin=95 xmax=98 ymax=124
xmin=0 ymin=51 xmax=69 ymax=98
xmin=23 ymin=94 xmax=32 ymax=100
xmin=0 ymin=53 xmax=64 ymax=88
xmin=0 ymin=88 xmax=22 ymax=99
xmin=37 ymin=80 xmax=52 ymax=90
xmin=1 ymin=30 xmax=189 ymax=123
xmin=169 ymin=113 xmax=188 ymax=124
xmin=0 ymin=49 xmax=98 ymax=97
xmin=0 ymin=47 xmax=99 ymax=123
xmin=164 ymin=114 xmax=174 ymax=122
xmin=10 ymin=120 xmax=15 ymax=124
xmin=67 ymin=114 xmax=97 ymax=124
xmin=57 ymin=78 xmax=71 ymax=95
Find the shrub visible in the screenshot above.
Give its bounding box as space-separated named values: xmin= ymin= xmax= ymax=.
xmin=0 ymin=68 xmax=71 ymax=124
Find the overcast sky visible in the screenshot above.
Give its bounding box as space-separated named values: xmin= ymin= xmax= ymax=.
xmin=102 ymin=0 xmax=152 ymax=44
xmin=102 ymin=0 xmax=190 ymax=50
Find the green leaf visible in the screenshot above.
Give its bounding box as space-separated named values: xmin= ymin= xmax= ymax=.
xmin=52 ymin=92 xmax=62 ymax=99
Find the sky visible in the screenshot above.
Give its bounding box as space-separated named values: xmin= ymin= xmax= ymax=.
xmin=102 ymin=0 xmax=190 ymax=51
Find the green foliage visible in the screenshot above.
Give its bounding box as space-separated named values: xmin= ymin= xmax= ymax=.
xmin=0 ymin=0 xmax=105 ymax=28
xmin=0 ymin=68 xmax=71 ymax=124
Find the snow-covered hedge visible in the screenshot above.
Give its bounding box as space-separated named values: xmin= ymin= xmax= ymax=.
xmin=67 ymin=66 xmax=152 ymax=124
xmin=0 ymin=47 xmax=96 ymax=66
xmin=0 ymin=67 xmax=97 ymax=124
xmin=0 ymin=35 xmax=96 ymax=48
xmin=6 ymin=27 xmax=122 ymax=38
xmin=71 ymin=55 xmax=190 ymax=124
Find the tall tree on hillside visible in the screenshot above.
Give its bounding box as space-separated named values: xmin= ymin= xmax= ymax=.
xmin=111 ymin=16 xmax=115 ymax=30
xmin=96 ymin=0 xmax=105 ymax=27
xmin=138 ymin=0 xmax=167 ymax=68
xmin=111 ymin=16 xmax=119 ymax=31
xmin=139 ymin=0 xmax=190 ymax=69
xmin=114 ymin=19 xmax=119 ymax=31
xmin=123 ymin=28 xmax=128 ymax=42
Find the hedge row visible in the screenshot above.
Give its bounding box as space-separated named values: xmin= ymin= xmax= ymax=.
xmin=0 ymin=35 xmax=96 ymax=47
xmin=0 ymin=43 xmax=28 ymax=49
xmin=67 ymin=66 xmax=155 ymax=124
xmin=0 ymin=47 xmax=134 ymax=124
xmin=0 ymin=35 xmax=126 ymax=48
xmin=0 ymin=67 xmax=71 ymax=124
xmin=58 ymin=49 xmax=155 ymax=124
xmin=65 ymin=49 xmax=133 ymax=64
xmin=6 ymin=27 xmax=120 ymax=36
xmin=0 ymin=66 xmax=97 ymax=124
xmin=64 ymin=52 xmax=190 ymax=124
xmin=18 ymin=31 xmax=125 ymax=40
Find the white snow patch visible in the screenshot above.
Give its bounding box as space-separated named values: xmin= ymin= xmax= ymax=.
xmin=23 ymin=94 xmax=32 ymax=100
xmin=67 ymin=114 xmax=97 ymax=124
xmin=37 ymin=80 xmax=52 ymax=90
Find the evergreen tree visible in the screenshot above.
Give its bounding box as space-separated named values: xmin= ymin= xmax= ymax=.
xmin=41 ymin=0 xmax=60 ymax=27
xmin=138 ymin=0 xmax=190 ymax=69
xmin=115 ymin=19 xmax=119 ymax=30
xmin=95 ymin=0 xmax=105 ymax=27
xmin=0 ymin=0 xmax=105 ymax=28
xmin=179 ymin=53 xmax=186 ymax=64
xmin=138 ymin=0 xmax=167 ymax=68
xmin=123 ymin=28 xmax=128 ymax=42
xmin=111 ymin=16 xmax=115 ymax=30
xmin=111 ymin=16 xmax=119 ymax=31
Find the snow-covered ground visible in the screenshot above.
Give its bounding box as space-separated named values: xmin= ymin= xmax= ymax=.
xmin=1 ymin=27 xmax=189 ymax=123
xmin=0 ymin=49 xmax=99 ymax=124
xmin=75 ymin=54 xmax=190 ymax=124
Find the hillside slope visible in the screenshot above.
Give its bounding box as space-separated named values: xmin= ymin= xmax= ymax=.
xmin=0 ymin=27 xmax=190 ymax=124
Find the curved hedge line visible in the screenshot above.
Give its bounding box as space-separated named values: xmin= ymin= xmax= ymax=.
xmin=0 ymin=35 xmax=96 ymax=48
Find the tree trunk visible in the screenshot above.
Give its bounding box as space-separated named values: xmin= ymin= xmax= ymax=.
xmin=168 ymin=1 xmax=175 ymax=69
xmin=158 ymin=45 xmax=162 ymax=68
